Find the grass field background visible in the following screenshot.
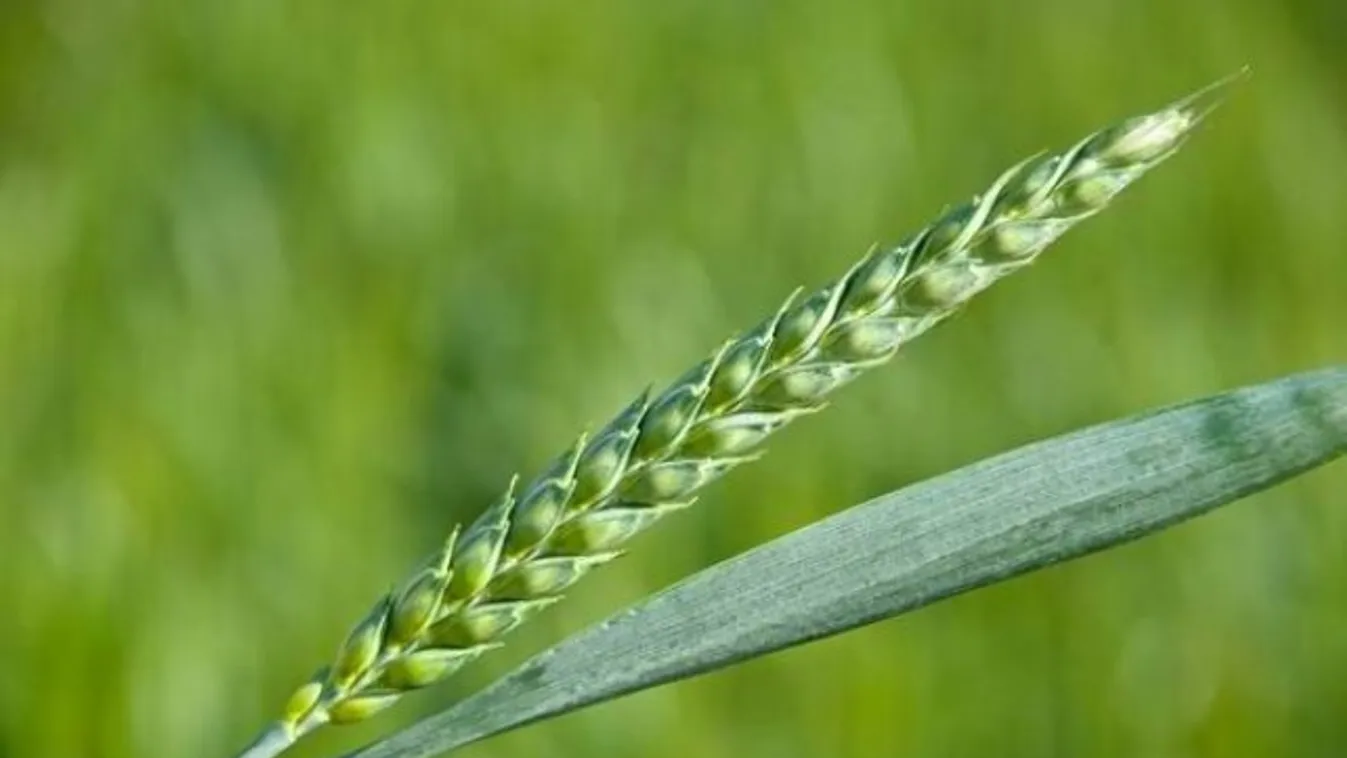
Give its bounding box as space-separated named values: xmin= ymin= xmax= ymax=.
xmin=2 ymin=1 xmax=1345 ymax=756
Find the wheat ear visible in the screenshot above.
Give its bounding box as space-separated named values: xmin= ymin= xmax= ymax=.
xmin=236 ymin=77 xmax=1237 ymax=758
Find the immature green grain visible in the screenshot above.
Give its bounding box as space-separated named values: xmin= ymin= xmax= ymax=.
xmin=235 ymin=77 xmax=1238 ymax=758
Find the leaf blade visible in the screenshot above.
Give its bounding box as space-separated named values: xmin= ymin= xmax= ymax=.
xmin=349 ymin=367 xmax=1347 ymax=758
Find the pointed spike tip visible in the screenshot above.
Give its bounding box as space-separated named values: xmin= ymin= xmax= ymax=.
xmin=1173 ymin=66 xmax=1252 ymax=124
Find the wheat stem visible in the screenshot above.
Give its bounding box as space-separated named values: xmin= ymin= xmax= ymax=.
xmin=233 ymin=75 xmax=1240 ymax=758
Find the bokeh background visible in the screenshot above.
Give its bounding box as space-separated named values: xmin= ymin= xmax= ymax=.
xmin=2 ymin=0 xmax=1345 ymax=756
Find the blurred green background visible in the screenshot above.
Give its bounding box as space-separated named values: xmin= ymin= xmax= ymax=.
xmin=2 ymin=0 xmax=1345 ymax=756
